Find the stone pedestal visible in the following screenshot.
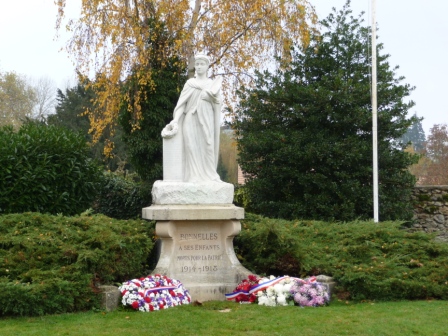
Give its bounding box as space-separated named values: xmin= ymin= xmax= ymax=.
xmin=142 ymin=204 xmax=252 ymax=301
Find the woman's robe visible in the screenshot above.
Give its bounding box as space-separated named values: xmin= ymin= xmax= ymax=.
xmin=173 ymin=77 xmax=222 ymax=183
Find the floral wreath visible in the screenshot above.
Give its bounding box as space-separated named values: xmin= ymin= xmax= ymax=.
xmin=119 ymin=274 xmax=191 ymax=312
xmin=225 ymin=275 xmax=330 ymax=307
xmin=161 ymin=121 xmax=178 ymax=139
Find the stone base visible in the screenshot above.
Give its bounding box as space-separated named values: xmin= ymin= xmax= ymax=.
xmin=142 ymin=204 xmax=244 ymax=221
xmin=315 ymin=275 xmax=336 ymax=297
xmin=151 ymin=180 xmax=234 ymax=205
xmin=98 ymin=285 xmax=121 ymax=311
xmin=142 ymin=204 xmax=251 ymax=302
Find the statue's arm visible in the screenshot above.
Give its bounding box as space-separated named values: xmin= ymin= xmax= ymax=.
xmin=172 ymin=81 xmax=193 ymax=122
xmin=173 ymin=104 xmax=185 ymax=123
xmin=202 ymin=77 xmax=222 ymax=103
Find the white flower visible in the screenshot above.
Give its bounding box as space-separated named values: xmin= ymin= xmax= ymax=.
xmin=283 ymin=283 xmax=292 ymax=293
xmin=266 ymin=287 xmax=275 ymax=296
xmin=258 ymin=296 xmax=268 ymax=306
xmin=277 ymin=294 xmax=287 ymax=306
xmin=273 ymin=283 xmax=284 ymax=295
xmin=266 ymin=297 xmax=276 ymax=306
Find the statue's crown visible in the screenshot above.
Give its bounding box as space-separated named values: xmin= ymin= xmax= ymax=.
xmin=194 ymin=52 xmax=210 ymax=65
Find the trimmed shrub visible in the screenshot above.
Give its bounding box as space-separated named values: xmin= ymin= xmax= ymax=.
xmin=236 ymin=214 xmax=448 ymax=301
xmin=93 ymin=172 xmax=152 ymax=219
xmin=0 ymin=212 xmax=155 ymax=316
xmin=0 ymin=122 xmax=103 ymax=216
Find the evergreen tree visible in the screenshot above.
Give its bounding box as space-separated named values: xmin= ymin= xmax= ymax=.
xmin=401 ymin=113 xmax=426 ymax=152
xmin=48 ymin=83 xmax=93 ymax=135
xmin=233 ymin=2 xmax=418 ymax=221
xmin=48 ymin=82 xmax=128 ymax=172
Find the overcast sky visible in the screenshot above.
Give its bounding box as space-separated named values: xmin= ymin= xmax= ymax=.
xmin=0 ymin=0 xmax=446 ymax=136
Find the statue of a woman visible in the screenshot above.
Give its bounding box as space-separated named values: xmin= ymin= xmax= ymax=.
xmin=162 ymin=53 xmax=222 ymax=183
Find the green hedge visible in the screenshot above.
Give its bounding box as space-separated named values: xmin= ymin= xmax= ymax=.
xmin=0 ymin=212 xmax=155 ymax=316
xmin=3 ymin=211 xmax=448 ymax=316
xmin=0 ymin=122 xmax=103 ymax=216
xmin=93 ymin=172 xmax=152 ymax=219
xmin=236 ymin=214 xmax=448 ymax=301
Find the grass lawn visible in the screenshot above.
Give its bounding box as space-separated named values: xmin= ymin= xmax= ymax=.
xmin=0 ymin=300 xmax=447 ymax=336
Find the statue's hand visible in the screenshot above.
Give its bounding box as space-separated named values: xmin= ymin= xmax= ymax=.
xmin=200 ymin=90 xmax=212 ymax=101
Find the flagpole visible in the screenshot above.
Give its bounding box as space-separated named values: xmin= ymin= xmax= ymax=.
xmin=372 ymin=0 xmax=379 ymax=222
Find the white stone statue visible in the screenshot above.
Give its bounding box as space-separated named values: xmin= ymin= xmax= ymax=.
xmin=162 ymin=53 xmax=222 ymax=183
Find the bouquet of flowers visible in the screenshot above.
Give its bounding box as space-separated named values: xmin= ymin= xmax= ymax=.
xmin=255 ymin=276 xmax=294 ymax=306
xmin=224 ymin=274 xmax=260 ymax=303
xmin=226 ymin=275 xmax=329 ymax=307
xmin=119 ymin=274 xmax=191 ymax=312
xmin=290 ymin=278 xmax=330 ymax=307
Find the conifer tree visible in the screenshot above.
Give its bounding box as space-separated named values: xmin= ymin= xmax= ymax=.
xmin=401 ymin=113 xmax=426 ymax=152
xmin=234 ymin=3 xmax=418 ymax=221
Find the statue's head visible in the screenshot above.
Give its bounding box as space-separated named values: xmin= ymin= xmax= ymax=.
xmin=194 ymin=53 xmax=211 ymax=67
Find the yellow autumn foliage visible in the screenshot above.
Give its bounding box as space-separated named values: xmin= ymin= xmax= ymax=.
xmin=56 ymin=0 xmax=317 ymax=156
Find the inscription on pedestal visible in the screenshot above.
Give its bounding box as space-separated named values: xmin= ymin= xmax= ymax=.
xmin=176 ymin=228 xmax=224 ymax=276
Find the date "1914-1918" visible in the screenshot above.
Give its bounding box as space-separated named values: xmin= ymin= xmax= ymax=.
xmin=181 ymin=265 xmax=218 ymax=273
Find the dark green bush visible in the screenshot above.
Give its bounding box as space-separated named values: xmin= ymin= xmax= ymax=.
xmin=0 ymin=212 xmax=155 ymax=316
xmin=236 ymin=214 xmax=448 ymax=301
xmin=0 ymin=122 xmax=103 ymax=216
xmin=93 ymin=172 xmax=152 ymax=219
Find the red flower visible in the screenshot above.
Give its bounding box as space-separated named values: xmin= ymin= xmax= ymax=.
xmin=241 ymin=283 xmax=251 ymax=291
xmin=144 ymin=297 xmax=152 ymax=303
xmin=248 ymin=275 xmax=259 ymax=282
xmin=236 ymin=294 xmax=247 ymax=302
xmin=149 ymin=305 xmax=154 ymax=311
xmin=131 ymin=301 xmax=140 ymax=310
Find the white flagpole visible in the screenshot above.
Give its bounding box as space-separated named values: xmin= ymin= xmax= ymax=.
xmin=372 ymin=0 xmax=379 ymax=222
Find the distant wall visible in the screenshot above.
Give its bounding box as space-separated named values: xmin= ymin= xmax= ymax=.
xmin=411 ymin=186 xmax=448 ymax=242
